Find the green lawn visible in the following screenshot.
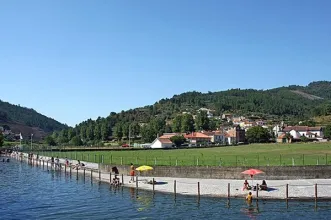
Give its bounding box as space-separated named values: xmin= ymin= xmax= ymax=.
xmin=37 ymin=142 xmax=331 ymax=167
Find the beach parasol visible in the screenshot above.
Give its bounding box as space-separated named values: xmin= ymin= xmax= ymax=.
xmin=136 ymin=165 xmax=153 ymax=171
xmin=241 ymin=168 xmax=264 ymax=186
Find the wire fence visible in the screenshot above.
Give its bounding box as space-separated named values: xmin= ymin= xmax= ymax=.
xmin=30 ymin=150 xmax=331 ymax=167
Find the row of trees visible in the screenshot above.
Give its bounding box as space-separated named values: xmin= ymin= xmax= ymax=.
xmin=44 ymin=111 xmax=222 ymax=145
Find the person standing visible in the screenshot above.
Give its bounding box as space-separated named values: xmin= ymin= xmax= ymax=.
xmin=130 ymin=163 xmax=135 ymax=182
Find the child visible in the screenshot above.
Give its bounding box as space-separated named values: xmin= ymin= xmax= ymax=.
xmin=130 ymin=163 xmax=135 ymax=182
xmin=246 ymin=192 xmax=252 ymax=202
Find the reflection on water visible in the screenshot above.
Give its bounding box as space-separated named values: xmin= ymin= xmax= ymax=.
xmin=1 ymin=159 xmax=331 ymax=219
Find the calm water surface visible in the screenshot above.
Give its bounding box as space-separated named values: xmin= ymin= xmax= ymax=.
xmin=1 ymin=158 xmax=331 ymax=219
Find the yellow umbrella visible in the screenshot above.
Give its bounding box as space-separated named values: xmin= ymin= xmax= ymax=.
xmin=136 ymin=165 xmax=153 ymax=171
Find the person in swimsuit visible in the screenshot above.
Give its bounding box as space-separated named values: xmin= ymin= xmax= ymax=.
xmin=130 ymin=163 xmax=135 ymax=182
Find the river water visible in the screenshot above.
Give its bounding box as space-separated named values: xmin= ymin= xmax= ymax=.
xmin=1 ymin=158 xmax=331 ymax=219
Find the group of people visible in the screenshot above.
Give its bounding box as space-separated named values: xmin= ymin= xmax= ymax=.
xmin=243 ymin=179 xmax=268 ymax=191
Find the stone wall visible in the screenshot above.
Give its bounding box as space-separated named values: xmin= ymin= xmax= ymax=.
xmin=99 ymin=164 xmax=331 ymax=180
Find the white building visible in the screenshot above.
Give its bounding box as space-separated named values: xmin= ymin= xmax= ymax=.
xmin=283 ymin=126 xmax=324 ymax=139
xmin=150 ymin=138 xmax=174 ymax=149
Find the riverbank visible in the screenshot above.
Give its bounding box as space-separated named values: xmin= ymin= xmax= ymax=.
xmin=10 ymin=153 xmax=331 ymax=200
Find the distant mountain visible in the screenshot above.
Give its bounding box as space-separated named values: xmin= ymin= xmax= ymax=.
xmin=0 ymin=100 xmax=67 ymax=140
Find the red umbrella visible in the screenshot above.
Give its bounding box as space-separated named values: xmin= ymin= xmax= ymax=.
xmin=241 ymin=169 xmax=264 ymax=186
xmin=241 ymin=168 xmax=264 ymax=176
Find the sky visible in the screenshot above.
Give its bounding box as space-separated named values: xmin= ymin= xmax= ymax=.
xmin=0 ymin=0 xmax=330 ymax=126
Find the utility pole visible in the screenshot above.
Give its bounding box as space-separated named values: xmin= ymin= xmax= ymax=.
xmin=129 ymin=124 xmax=131 ymax=147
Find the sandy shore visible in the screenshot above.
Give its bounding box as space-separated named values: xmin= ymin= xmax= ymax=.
xmin=11 ymin=154 xmax=331 ymax=200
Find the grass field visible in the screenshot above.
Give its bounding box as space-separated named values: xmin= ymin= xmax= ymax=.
xmin=37 ymin=142 xmax=331 ymax=167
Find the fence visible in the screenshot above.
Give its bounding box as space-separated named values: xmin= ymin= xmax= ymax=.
xmin=31 ymin=151 xmax=331 ymax=167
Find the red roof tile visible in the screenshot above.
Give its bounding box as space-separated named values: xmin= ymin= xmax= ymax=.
xmin=158 ymin=138 xmax=173 ymax=144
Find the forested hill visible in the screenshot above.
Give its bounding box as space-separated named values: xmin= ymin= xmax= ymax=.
xmin=0 ymin=99 xmax=67 ymax=138
xmin=49 ymin=81 xmax=331 ymax=146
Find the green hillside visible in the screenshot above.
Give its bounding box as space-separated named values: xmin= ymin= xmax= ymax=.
xmin=49 ymin=81 xmax=331 ymax=146
xmin=0 ymin=100 xmax=67 ymax=139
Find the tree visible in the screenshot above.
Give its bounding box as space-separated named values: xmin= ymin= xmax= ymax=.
xmin=181 ymin=114 xmax=195 ymax=133
xmin=122 ymin=122 xmax=130 ymax=139
xmin=86 ymin=123 xmax=94 ymax=140
xmin=300 ymin=136 xmax=309 ymax=142
xmin=101 ymin=121 xmax=110 ymax=141
xmin=0 ymin=132 xmax=3 ymax=148
xmin=324 ymin=125 xmax=331 ymax=139
xmin=246 ymin=126 xmax=271 ymax=143
xmin=170 ymin=135 xmax=186 ymax=147
xmin=70 ymin=136 xmax=83 ymax=146
xmin=44 ymin=135 xmax=56 ymax=146
xmin=150 ymin=117 xmax=166 ymax=137
xmin=140 ymin=125 xmax=155 ymax=143
xmin=172 ymin=115 xmax=182 ymax=132
xmin=80 ymin=126 xmax=87 ymax=140
xmin=195 ymin=111 xmax=210 ymax=131
xmin=131 ymin=122 xmax=141 ymax=138
xmin=67 ymin=128 xmax=76 ymax=140
xmin=94 ymin=124 xmax=101 ymax=140
xmin=208 ymin=119 xmax=217 ymax=131
xmin=164 ymin=124 xmax=172 ymax=133
xmin=57 ymin=129 xmax=69 ymax=143
xmin=114 ymin=123 xmax=123 ymax=140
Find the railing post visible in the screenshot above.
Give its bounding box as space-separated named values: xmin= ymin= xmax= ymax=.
xmin=286 ymin=184 xmax=289 ymax=200
xmin=228 ymin=183 xmax=230 ymax=199
xmin=76 ymin=168 xmax=78 ymax=180
xmin=198 ymin=182 xmax=200 ymax=201
xmin=174 ymin=180 xmax=177 ymax=200
xmin=315 ymin=184 xmax=317 ymax=201
xmin=110 ymin=172 xmax=112 ymax=184
xmin=256 ymin=184 xmax=259 ymax=200
xmin=91 ymin=169 xmax=93 ymax=181
xmin=152 ymin=178 xmax=155 ymax=194
xmin=121 ymin=174 xmax=124 ymax=185
xmin=84 ymin=168 xmax=86 ymax=180
xmin=99 ymin=170 xmax=101 ymax=180
xmin=136 ymin=175 xmax=138 ymax=190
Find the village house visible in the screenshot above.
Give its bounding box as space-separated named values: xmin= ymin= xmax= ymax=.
xmin=276 ymin=133 xmax=291 ymax=143
xmin=150 ymin=138 xmax=174 ymax=149
xmin=225 ymin=125 xmax=246 ymax=145
xmin=184 ymin=132 xmax=211 ymax=147
xmin=282 ymin=126 xmax=324 ymax=139
xmin=201 ymin=130 xmax=227 ymax=143
xmin=197 ymin=108 xmax=214 ymax=118
xmin=222 ymin=113 xmax=233 ymax=121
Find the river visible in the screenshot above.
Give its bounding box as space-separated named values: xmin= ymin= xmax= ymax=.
xmin=1 ymin=157 xmax=331 ymax=219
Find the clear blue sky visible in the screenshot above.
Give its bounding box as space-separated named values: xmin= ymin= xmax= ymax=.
xmin=1 ymin=0 xmax=330 ymax=126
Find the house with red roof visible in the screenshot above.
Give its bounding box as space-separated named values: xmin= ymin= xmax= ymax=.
xmin=150 ymin=138 xmax=174 ymax=149
xmin=282 ymin=126 xmax=324 ymax=139
xmin=184 ymin=132 xmax=211 ymax=146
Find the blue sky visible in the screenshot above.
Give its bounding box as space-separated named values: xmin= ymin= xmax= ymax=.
xmin=0 ymin=0 xmax=330 ymax=126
